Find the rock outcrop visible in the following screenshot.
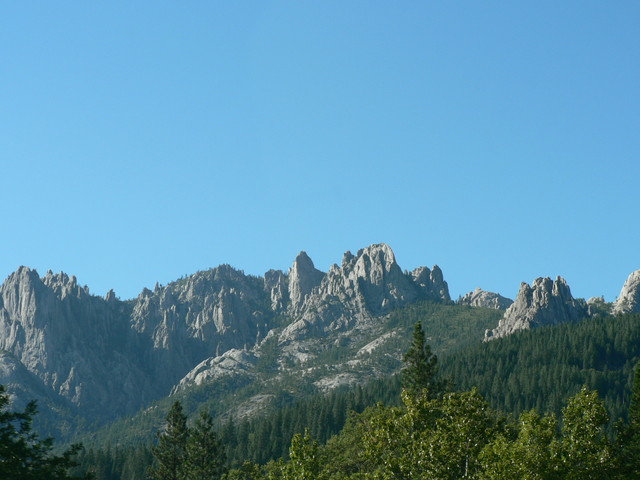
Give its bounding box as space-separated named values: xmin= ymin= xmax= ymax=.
xmin=279 ymin=244 xmax=449 ymax=341
xmin=172 ymin=349 xmax=257 ymax=392
xmin=288 ymin=252 xmax=324 ymax=312
xmin=458 ymin=288 xmax=513 ymax=310
xmin=612 ymin=270 xmax=640 ymax=315
xmin=484 ymin=277 xmax=587 ymax=341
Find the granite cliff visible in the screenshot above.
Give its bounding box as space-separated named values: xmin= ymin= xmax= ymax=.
xmin=484 ymin=277 xmax=588 ymax=341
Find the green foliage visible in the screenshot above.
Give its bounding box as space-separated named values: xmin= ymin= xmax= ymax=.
xmin=262 ymin=385 xmax=623 ymax=480
xmin=149 ymin=401 xmax=189 ymax=480
xmin=222 ymin=461 xmax=265 ymax=480
xmin=183 ymin=410 xmax=226 ymax=480
xmin=479 ymin=387 xmax=616 ymax=480
xmin=71 ymin=444 xmax=153 ymax=480
xmin=319 ymin=408 xmax=379 ymax=479
xmin=441 ymin=313 xmax=640 ymax=421
xmin=281 ymin=429 xmax=319 ymax=480
xmin=360 ymin=389 xmax=502 ymax=479
xmin=401 ymin=322 xmax=443 ymax=398
xmin=616 ymin=362 xmax=640 ymax=478
xmin=147 ymin=402 xmax=228 ymax=480
xmin=0 ymin=384 xmax=88 ymax=480
xmin=557 ymin=386 xmax=613 ymax=479
xmin=479 ymin=410 xmax=557 ymax=479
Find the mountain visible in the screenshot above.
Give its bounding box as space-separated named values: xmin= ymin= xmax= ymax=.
xmin=1 ymin=243 xmax=637 ymax=445
xmin=0 ymin=243 xmax=450 ymax=439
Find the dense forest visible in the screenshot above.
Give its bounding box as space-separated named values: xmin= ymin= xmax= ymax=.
xmin=4 ymin=312 xmax=640 ymax=479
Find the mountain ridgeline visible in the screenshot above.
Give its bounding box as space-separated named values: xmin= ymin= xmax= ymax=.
xmin=0 ymin=244 xmax=451 ymax=437
xmin=1 ymin=243 xmax=639 ymax=443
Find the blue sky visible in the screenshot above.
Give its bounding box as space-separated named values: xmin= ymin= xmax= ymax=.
xmin=1 ymin=2 xmax=638 ymax=302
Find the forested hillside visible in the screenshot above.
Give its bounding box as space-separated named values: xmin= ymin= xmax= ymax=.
xmin=441 ymin=313 xmax=640 ymax=422
xmin=74 ymin=301 xmax=500 ymax=449
xmin=66 ymin=312 xmax=640 ymax=479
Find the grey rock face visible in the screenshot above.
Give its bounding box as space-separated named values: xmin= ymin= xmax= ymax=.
xmin=612 ymin=270 xmax=640 ymax=315
xmin=288 ymin=252 xmax=324 ymax=312
xmin=459 ymin=288 xmax=513 ymax=310
xmin=280 ymin=244 xmax=450 ymax=341
xmin=0 ymin=267 xmax=154 ymax=420
xmin=129 ymin=265 xmax=275 ymax=391
xmin=264 ymin=269 xmax=288 ymax=311
xmin=0 ymin=264 xmax=278 ymax=428
xmin=484 ymin=277 xmax=587 ymax=341
xmin=172 ymin=349 xmax=257 ymax=393
xmin=410 ymin=265 xmax=451 ymax=302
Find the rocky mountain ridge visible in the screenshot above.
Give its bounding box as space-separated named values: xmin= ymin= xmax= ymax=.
xmin=0 ymin=243 xmax=450 ymax=436
xmin=482 ymin=269 xmax=640 ymax=341
xmin=1 ymin=243 xmax=638 ymax=440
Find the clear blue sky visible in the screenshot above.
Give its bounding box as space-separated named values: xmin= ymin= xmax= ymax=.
xmin=1 ymin=2 xmax=638 ymax=302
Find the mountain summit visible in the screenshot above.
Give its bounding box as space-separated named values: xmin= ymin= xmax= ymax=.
xmin=0 ymin=243 xmax=448 ymax=437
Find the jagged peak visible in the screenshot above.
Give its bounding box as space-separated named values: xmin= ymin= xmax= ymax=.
xmin=354 ymin=243 xmax=397 ymax=267
xmin=485 ymin=275 xmax=587 ymax=341
xmin=612 ymin=269 xmax=640 ymax=315
xmin=105 ymin=289 xmax=118 ymax=303
xmin=288 ymin=251 xmax=324 ymax=311
xmin=293 ymin=250 xmax=316 ymax=267
xmin=42 ymin=270 xmax=78 ymax=289
xmin=5 ymin=266 xmax=41 ymax=285
xmin=2 ymin=267 xmax=88 ymax=301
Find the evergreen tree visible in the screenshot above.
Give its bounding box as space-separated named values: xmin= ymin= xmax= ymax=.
xmin=149 ymin=401 xmax=189 ymax=480
xmin=402 ymin=321 xmax=442 ymax=398
xmin=0 ymin=384 xmax=87 ymax=480
xmin=183 ymin=410 xmax=227 ymax=480
xmin=616 ymin=362 xmax=640 ymax=478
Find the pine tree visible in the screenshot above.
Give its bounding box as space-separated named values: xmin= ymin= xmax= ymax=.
xmin=149 ymin=401 xmax=189 ymax=480
xmin=616 ymin=362 xmax=640 ymax=478
xmin=183 ymin=410 xmax=227 ymax=480
xmin=0 ymin=384 xmax=87 ymax=480
xmin=402 ymin=322 xmax=442 ymax=398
